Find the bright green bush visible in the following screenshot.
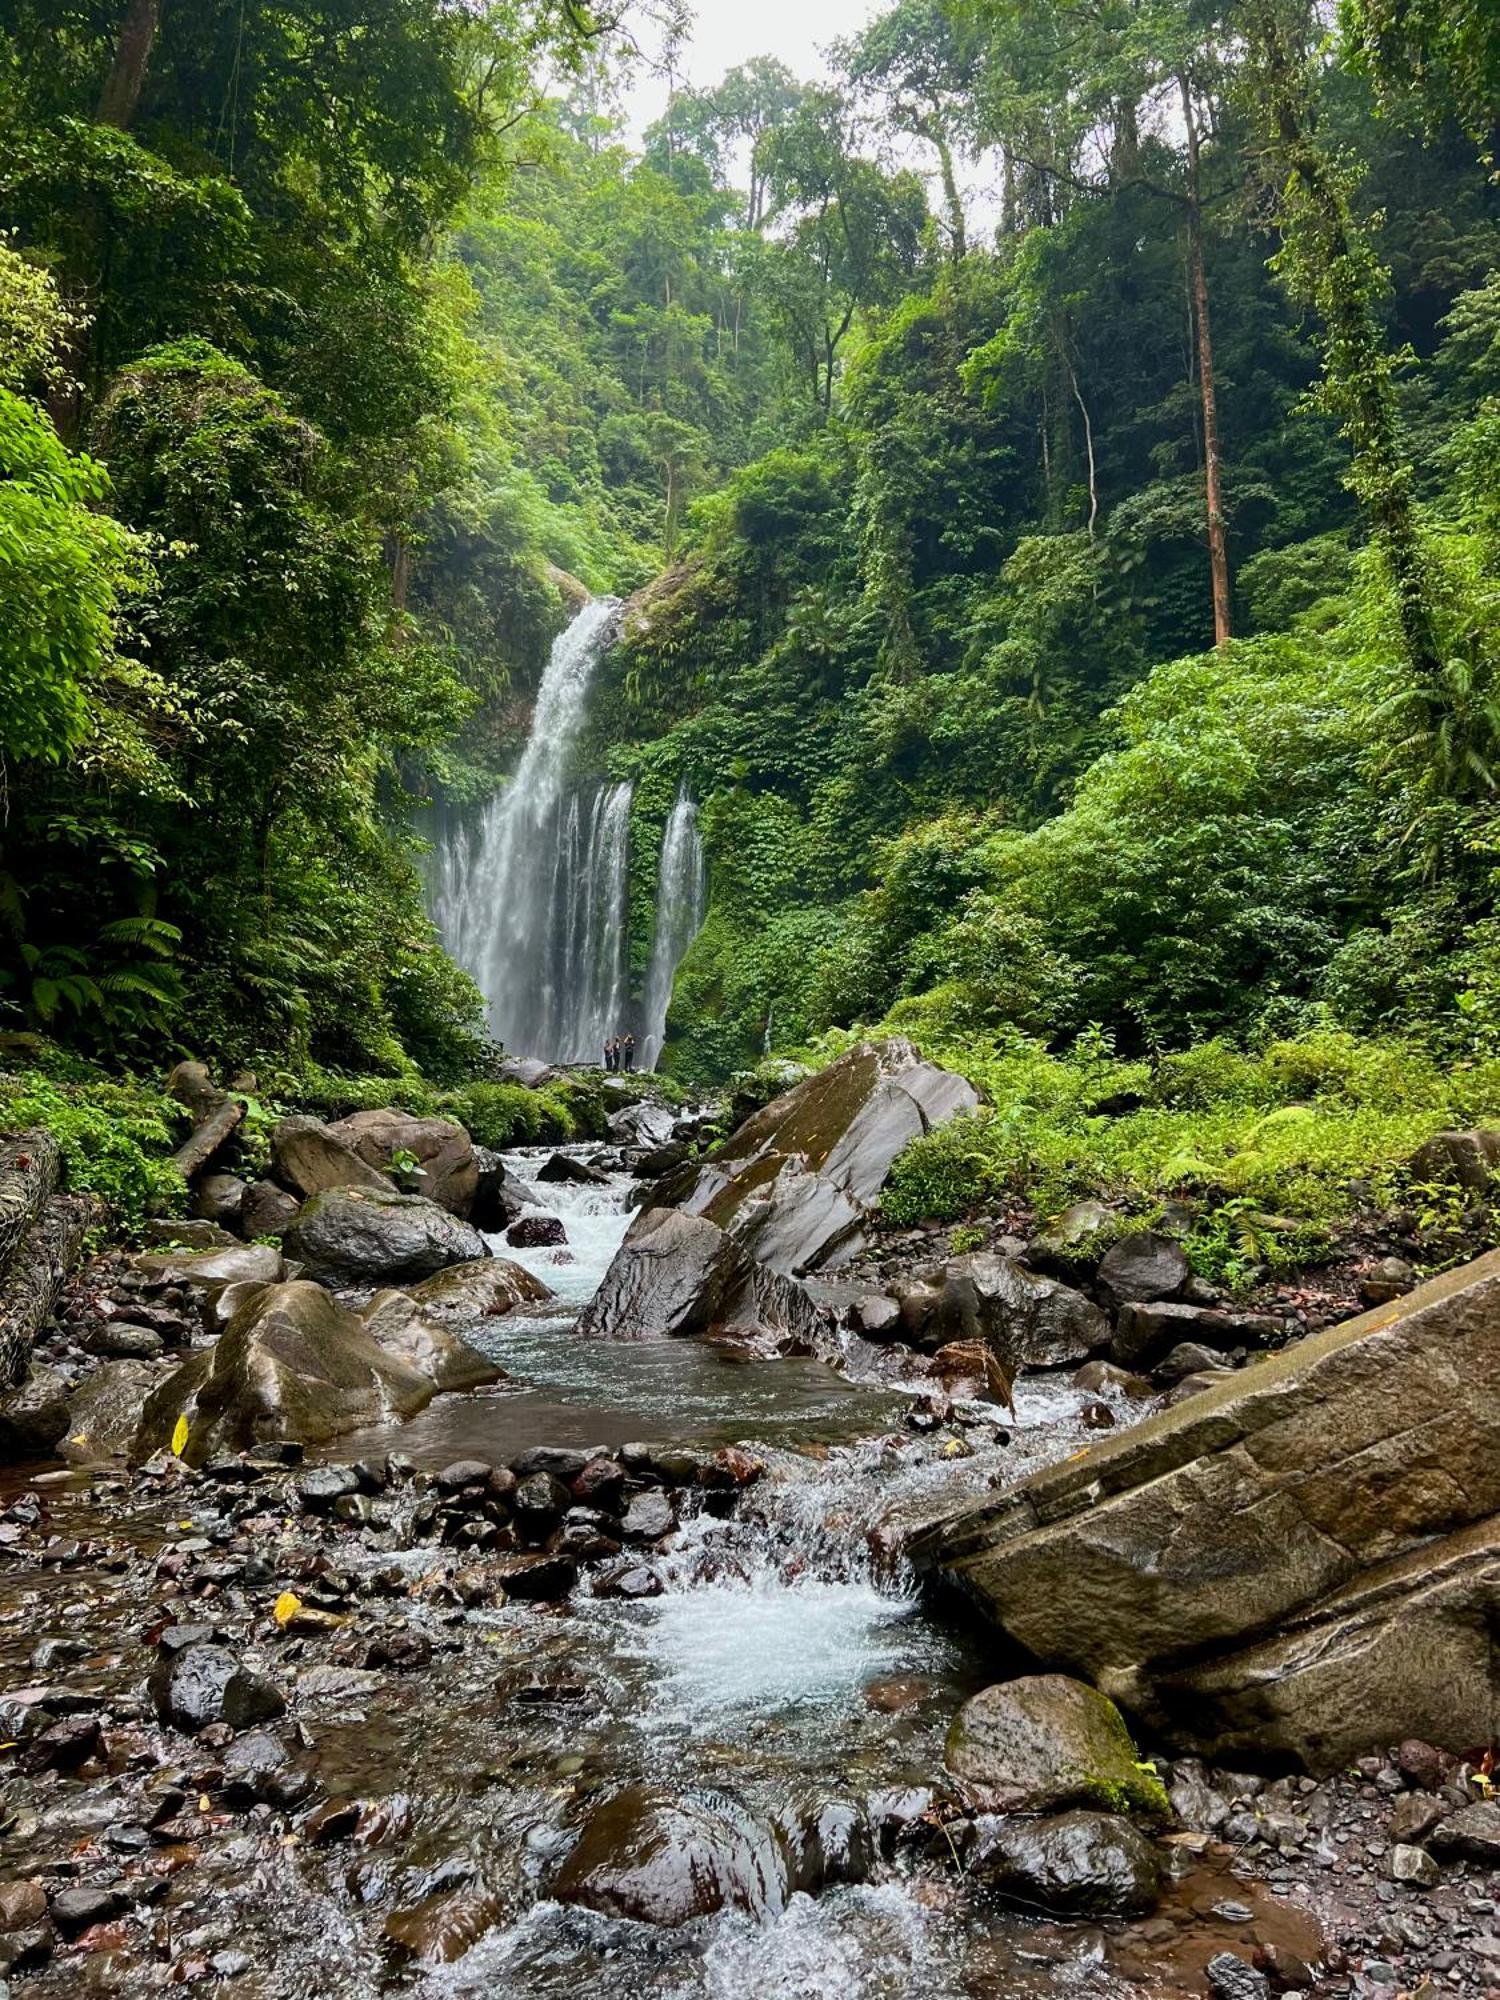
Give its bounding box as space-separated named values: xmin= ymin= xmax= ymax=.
xmin=0 ymin=1064 xmax=186 ymax=1235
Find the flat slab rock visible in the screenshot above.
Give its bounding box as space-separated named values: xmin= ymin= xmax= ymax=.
xmin=674 ymin=1038 xmax=978 ymax=1275
xmin=914 ymin=1250 xmax=1500 ymax=1770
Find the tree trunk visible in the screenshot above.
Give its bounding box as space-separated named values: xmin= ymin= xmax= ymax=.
xmin=1064 ymin=350 xmax=1099 ymax=541
xmin=97 ymin=0 xmax=161 ymax=129
xmin=0 ymin=1193 xmax=102 ymax=1390
xmin=1181 ymin=76 xmax=1233 ymax=649
xmin=1248 ymin=2 xmax=1442 ymax=684
xmin=932 ymin=128 xmax=966 ymax=261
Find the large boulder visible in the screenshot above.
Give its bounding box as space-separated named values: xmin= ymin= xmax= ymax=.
xmin=62 ymin=1358 xmax=167 ymax=1461
xmin=136 ymin=1280 xmax=437 ymax=1463
xmin=1111 ymin=1299 xmax=1281 ymax=1370
xmin=945 ymin=1677 xmax=1169 ymax=1816
xmin=577 ymin=1207 xmax=817 ymax=1351
xmin=0 ymin=1365 xmax=71 ymax=1462
xmin=269 ymin=1116 xmax=393 ymax=1200
xmin=284 ymin=1187 xmax=487 ymax=1287
xmin=552 ymin=1785 xmax=787 ymax=1927
xmin=327 ymin=1109 xmax=478 ymax=1217
xmin=895 ymin=1254 xmax=1110 ymax=1370
xmin=671 ymin=1039 xmax=978 ymax=1275
xmin=914 ymin=1252 xmax=1500 ymax=1770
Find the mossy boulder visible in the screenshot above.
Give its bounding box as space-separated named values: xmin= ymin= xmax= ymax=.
xmin=284 ymin=1187 xmax=487 ymax=1286
xmin=944 ymin=1674 xmax=1169 ymax=1817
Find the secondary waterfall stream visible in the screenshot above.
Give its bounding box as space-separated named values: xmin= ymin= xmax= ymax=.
xmin=428 ymin=602 xmax=706 ymax=1067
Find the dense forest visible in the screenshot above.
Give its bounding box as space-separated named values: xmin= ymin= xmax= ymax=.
xmin=3 ymin=0 xmax=1500 ymax=1267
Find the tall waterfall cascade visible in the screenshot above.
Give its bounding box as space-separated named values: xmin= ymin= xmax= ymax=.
xmin=641 ymin=788 xmax=706 ymax=1071
xmin=427 ymin=599 xmax=706 ymax=1067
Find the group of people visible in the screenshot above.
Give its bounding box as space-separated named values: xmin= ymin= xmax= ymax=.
xmin=603 ymin=1034 xmax=636 ymax=1072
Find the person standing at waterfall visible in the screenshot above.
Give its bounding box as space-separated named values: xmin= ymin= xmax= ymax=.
xmin=622 ymin=1033 xmax=636 ymax=1072
xmin=603 ymin=1037 xmax=615 ymax=1072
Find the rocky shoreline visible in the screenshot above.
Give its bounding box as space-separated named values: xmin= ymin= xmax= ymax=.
xmin=0 ymin=1041 xmax=1497 ymax=1995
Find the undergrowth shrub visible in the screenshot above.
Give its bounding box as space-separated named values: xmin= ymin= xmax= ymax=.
xmin=0 ymin=1062 xmax=186 ymax=1235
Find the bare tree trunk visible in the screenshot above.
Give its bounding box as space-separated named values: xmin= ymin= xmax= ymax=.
xmin=931 ymin=128 xmax=966 ymax=261
xmin=1181 ymin=76 xmax=1232 ymax=649
xmin=97 ymin=0 xmax=161 ymax=129
xmin=1064 ymin=351 xmax=1099 ymax=541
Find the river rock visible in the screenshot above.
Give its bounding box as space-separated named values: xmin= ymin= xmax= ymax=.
xmin=1112 ymin=1300 xmax=1280 ymax=1370
xmin=537 ymin=1152 xmax=610 ymax=1186
xmin=506 ymin=1213 xmax=566 ymax=1249
xmin=328 ymin=1109 xmax=478 ymax=1216
xmin=1029 ymin=1199 xmax=1118 ymax=1268
xmin=194 ymin=1171 xmax=247 ymax=1229
xmin=150 ymin=1643 xmax=285 ymax=1734
xmin=1097 ymin=1232 xmax=1189 ymax=1305
xmin=1206 ymin=1953 xmax=1273 ymax=2000
xmin=608 ymin=1101 xmax=678 ymax=1149
xmin=972 ymin=1810 xmax=1162 ymax=1915
xmin=0 ymin=1366 xmax=72 ymax=1461
xmin=553 ymin=1784 xmax=787 ymax=1926
xmin=1429 ymin=1800 xmax=1500 ymax=1864
xmin=136 ymin=1280 xmax=436 ymax=1463
xmin=241 ymin=1180 xmax=302 ymax=1240
xmin=358 ymin=1291 xmax=504 ymax=1393
xmin=1408 ymin=1126 xmax=1500 ymax=1192
xmin=673 ymin=1038 xmax=979 ymax=1275
xmin=405 ymin=1257 xmax=551 ymax=1317
xmin=914 ymin=1251 xmax=1500 ymax=1770
xmin=269 ymin=1115 xmax=395 ymax=1201
xmin=897 ymin=1254 xmax=1109 ymax=1370
xmin=62 ymin=1359 xmax=165 ymax=1460
xmin=284 ymin=1188 xmax=487 ymax=1286
xmin=944 ymin=1676 xmax=1169 ymax=1816
xmin=132 ymin=1242 xmax=284 ymax=1294
xmin=577 ymin=1207 xmax=816 ymax=1349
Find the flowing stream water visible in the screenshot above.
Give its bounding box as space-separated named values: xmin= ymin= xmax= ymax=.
xmin=288 ymin=1152 xmax=1279 ymax=2000
xmin=427 ymin=606 xmax=706 ymax=1067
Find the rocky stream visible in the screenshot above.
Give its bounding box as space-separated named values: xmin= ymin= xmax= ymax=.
xmin=0 ymin=1048 xmax=1496 ymax=1998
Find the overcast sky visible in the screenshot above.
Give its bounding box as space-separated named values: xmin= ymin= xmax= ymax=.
xmin=623 ymin=0 xmax=889 ymax=132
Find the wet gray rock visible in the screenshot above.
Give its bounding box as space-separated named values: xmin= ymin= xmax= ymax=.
xmin=0 ymin=1367 xmax=71 ymax=1462
xmin=194 ymin=1172 xmax=247 ymax=1230
xmin=1155 ymin=1341 xmax=1229 ymax=1383
xmin=944 ymin=1677 xmax=1169 ymax=1816
xmin=62 ymin=1359 xmax=164 ymax=1461
xmin=1408 ymin=1127 xmax=1500 ymax=1192
xmin=1097 ymin=1232 xmax=1189 ymax=1305
xmin=1072 ymin=1360 xmax=1152 ymax=1399
xmin=297 ymin=1466 xmax=360 ymax=1510
xmin=553 ymin=1784 xmax=787 ymax=1926
xmin=405 ymin=1258 xmax=551 ymax=1318
xmin=1112 ymin=1300 xmax=1279 ymax=1370
xmin=1388 ymin=1842 xmax=1441 ymax=1887
xmin=131 ymin=1242 xmax=284 ymax=1294
xmin=49 ymin=1884 xmax=125 ymax=1933
xmin=1206 ymin=1953 xmax=1272 ymax=2000
xmin=150 ymin=1644 xmax=285 ymax=1735
xmin=674 ymin=1039 xmax=978 ymax=1275
xmin=468 ymin=1149 xmax=537 ymax=1233
xmin=505 ymin=1214 xmax=567 ymax=1249
xmin=138 ymin=1281 xmax=436 ymax=1462
xmin=1429 ymin=1800 xmax=1500 ymax=1864
xmin=897 ymin=1255 xmax=1109 ymax=1370
xmin=241 ymin=1181 xmax=301 ymax=1240
xmin=285 ymin=1188 xmax=487 ymax=1286
xmin=973 ymin=1810 xmax=1162 ymax=1915
xmin=622 ymin=1490 xmax=675 ymax=1540
xmin=578 ymin=1207 xmax=815 ymax=1349
xmin=1358 ymin=1257 xmax=1418 ymax=1306
xmin=537 ymin=1152 xmax=610 ymax=1187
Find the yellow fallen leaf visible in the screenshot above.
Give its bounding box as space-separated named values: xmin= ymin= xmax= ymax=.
xmin=171 ymin=1414 xmax=190 ymax=1457
xmin=198 ymin=1793 xmax=211 ymax=1813
xmin=273 ymin=1591 xmax=301 ymax=1629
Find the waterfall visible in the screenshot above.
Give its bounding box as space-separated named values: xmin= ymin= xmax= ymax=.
xmin=428 ymin=600 xmax=632 ymax=1063
xmin=641 ymin=787 xmax=707 ymax=1070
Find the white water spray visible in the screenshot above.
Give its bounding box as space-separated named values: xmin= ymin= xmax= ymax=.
xmin=641 ymin=786 xmax=707 ymax=1070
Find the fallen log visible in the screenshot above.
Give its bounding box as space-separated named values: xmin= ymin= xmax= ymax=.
xmin=166 ymin=1061 xmax=243 ymax=1180
xmin=0 ymin=1192 xmax=104 ymax=1387
xmin=0 ymin=1129 xmax=61 ymax=1279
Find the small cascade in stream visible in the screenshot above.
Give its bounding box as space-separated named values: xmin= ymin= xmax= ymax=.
xmin=641 ymin=786 xmax=707 ymax=1069
xmin=430 ymin=599 xmax=708 ymax=1068
xmin=429 ymin=599 xmax=630 ymax=1062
